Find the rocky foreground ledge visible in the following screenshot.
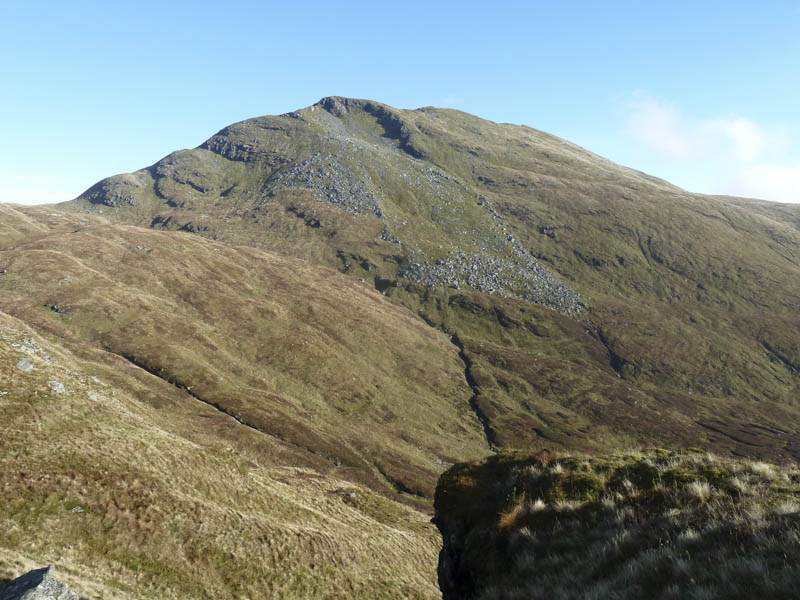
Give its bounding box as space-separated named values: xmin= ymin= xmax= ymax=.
xmin=0 ymin=567 xmax=83 ymax=600
xmin=433 ymin=449 xmax=800 ymax=600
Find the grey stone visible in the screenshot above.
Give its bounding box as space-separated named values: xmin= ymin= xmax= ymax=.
xmin=47 ymin=381 xmax=65 ymax=394
xmin=19 ymin=338 xmax=43 ymax=355
xmin=0 ymin=566 xmax=83 ymax=600
xmin=263 ymin=152 xmax=386 ymax=220
xmin=15 ymin=358 xmax=34 ymax=372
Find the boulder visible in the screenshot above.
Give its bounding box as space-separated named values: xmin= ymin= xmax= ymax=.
xmin=0 ymin=566 xmax=83 ymax=600
xmin=15 ymin=358 xmax=34 ymax=372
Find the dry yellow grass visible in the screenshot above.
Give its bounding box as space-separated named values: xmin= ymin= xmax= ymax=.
xmin=0 ymin=309 xmax=441 ymax=598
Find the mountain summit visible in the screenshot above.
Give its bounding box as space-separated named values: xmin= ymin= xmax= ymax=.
xmin=62 ymin=97 xmax=800 ymax=462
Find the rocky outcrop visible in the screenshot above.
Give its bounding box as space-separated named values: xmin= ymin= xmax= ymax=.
xmin=79 ymin=173 xmax=147 ymax=208
xmin=399 ymin=248 xmax=582 ymax=314
xmin=0 ymin=567 xmax=83 ymax=600
xmin=264 ymin=152 xmax=385 ymax=219
xmin=434 ymin=450 xmax=800 ymax=600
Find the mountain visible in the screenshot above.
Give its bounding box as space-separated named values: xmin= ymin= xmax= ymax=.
xmin=0 ymin=205 xmax=487 ymax=500
xmin=61 ymin=96 xmax=800 ymax=461
xmin=2 ymin=97 xmax=800 ymax=597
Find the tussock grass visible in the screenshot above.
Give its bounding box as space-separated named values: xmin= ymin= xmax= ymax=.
xmin=435 ymin=449 xmax=800 ymax=599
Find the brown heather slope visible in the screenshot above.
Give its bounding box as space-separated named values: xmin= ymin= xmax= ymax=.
xmin=0 ymin=206 xmax=468 ymax=598
xmin=0 ymin=206 xmax=488 ymax=500
xmin=61 ymin=97 xmax=800 ymax=463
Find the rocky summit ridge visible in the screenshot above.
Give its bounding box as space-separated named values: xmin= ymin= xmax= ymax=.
xmin=73 ymin=96 xmax=590 ymax=313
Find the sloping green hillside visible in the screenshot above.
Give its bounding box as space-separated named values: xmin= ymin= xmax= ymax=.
xmin=61 ymin=98 xmax=800 ymax=462
xmin=5 ymin=98 xmax=800 ymax=598
xmin=1 ymin=207 xmax=488 ymax=501
xmin=1 ymin=208 xmax=450 ymax=598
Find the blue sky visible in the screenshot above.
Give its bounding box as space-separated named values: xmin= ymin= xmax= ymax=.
xmin=2 ymin=1 xmax=799 ymax=204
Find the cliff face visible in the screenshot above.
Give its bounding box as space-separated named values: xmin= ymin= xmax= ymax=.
xmin=434 ymin=450 xmax=800 ymax=599
xmin=434 ymin=510 xmax=474 ymax=600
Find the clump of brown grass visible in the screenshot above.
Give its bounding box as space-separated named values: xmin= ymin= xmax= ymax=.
xmin=499 ymin=503 xmax=527 ymax=531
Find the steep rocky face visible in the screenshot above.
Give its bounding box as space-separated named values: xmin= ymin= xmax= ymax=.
xmin=69 ymin=97 xmax=586 ymax=314
xmin=434 ymin=451 xmax=800 ymax=599
xmin=59 ymin=98 xmax=800 ymax=463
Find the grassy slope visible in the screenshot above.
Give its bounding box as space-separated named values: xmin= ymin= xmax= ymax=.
xmin=1 ymin=207 xmax=490 ymax=500
xmin=435 ymin=450 xmax=800 ymax=599
xmin=60 ymin=97 xmax=800 ymax=463
xmin=5 ymin=99 xmax=800 ymax=597
xmin=1 ymin=206 xmax=498 ymax=598
xmin=0 ymin=308 xmax=441 ymax=599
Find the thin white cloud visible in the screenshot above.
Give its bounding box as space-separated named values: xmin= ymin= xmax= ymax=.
xmin=704 ymin=116 xmax=768 ymax=163
xmin=628 ymin=98 xmax=700 ymax=160
xmin=628 ymin=98 xmax=775 ymax=163
xmin=731 ymin=164 xmax=800 ymax=203
xmin=625 ymin=94 xmax=799 ymax=203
